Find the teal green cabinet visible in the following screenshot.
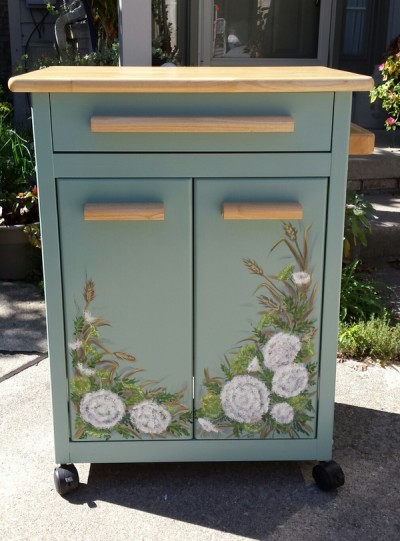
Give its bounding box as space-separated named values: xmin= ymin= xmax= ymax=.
xmin=9 ymin=66 xmax=372 ymax=493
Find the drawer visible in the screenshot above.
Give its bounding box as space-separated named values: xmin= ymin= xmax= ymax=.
xmin=50 ymin=93 xmax=334 ymax=153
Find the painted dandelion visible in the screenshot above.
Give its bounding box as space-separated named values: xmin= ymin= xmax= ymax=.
xmin=80 ymin=389 xmax=125 ymax=429
xmin=198 ymin=418 xmax=219 ymax=433
xmin=129 ymin=400 xmax=172 ymax=435
xmin=270 ymin=403 xmax=295 ymax=425
xmin=69 ymin=339 xmax=83 ymax=351
xmin=272 ymin=364 xmax=309 ymax=398
xmin=220 ymin=375 xmax=270 ymax=423
xmin=262 ymin=333 xmax=301 ymax=371
xmin=77 ymin=362 xmax=96 ymax=377
xmin=292 ymin=271 xmax=311 ymax=286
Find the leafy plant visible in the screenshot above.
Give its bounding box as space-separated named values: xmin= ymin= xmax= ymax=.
xmin=33 ymin=42 xmax=119 ymax=69
xmin=24 ymin=1 xmax=119 ymax=68
xmin=38 ymin=0 xmax=176 ymax=67
xmin=343 ymin=191 xmax=376 ymax=261
xmin=340 ymin=260 xmax=386 ymax=323
xmin=338 ymin=312 xmax=400 ymax=365
xmin=32 ymin=0 xmax=119 ymax=68
xmin=23 ymin=222 xmax=41 ymax=249
xmin=0 ymin=88 xmax=37 ymax=225
xmin=49 ymin=0 xmax=118 ymax=46
xmin=370 ymin=35 xmax=400 ymax=130
xmin=86 ymin=0 xmax=118 ymax=49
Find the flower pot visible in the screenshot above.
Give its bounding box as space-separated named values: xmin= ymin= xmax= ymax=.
xmin=0 ymin=224 xmax=40 ymax=280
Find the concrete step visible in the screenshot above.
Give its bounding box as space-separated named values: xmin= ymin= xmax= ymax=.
xmin=347 ymin=129 xmax=400 ymax=193
xmin=346 ymin=128 xmax=400 ymax=261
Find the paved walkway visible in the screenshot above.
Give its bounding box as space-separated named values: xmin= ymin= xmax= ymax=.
xmin=1 ymin=281 xmax=400 ymax=540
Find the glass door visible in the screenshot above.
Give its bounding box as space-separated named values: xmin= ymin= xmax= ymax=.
xmin=198 ymin=0 xmax=332 ymax=65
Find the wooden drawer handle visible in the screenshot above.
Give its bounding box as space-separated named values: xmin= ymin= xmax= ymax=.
xmin=84 ymin=203 xmax=165 ymax=221
xmin=90 ymin=115 xmax=295 ymax=133
xmin=222 ymin=202 xmax=303 ymax=220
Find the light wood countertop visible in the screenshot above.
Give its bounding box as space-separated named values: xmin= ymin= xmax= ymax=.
xmin=9 ymin=66 xmax=373 ymax=94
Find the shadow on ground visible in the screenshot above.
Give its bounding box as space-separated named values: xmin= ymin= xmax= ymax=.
xmin=0 ymin=281 xmax=46 ymax=352
xmin=63 ymin=403 xmax=400 ymax=540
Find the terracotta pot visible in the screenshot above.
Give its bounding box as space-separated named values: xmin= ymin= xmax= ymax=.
xmin=0 ymin=224 xmax=40 ymax=280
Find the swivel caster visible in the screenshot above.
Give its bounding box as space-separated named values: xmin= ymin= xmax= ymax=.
xmin=54 ymin=463 xmax=79 ymax=495
xmin=312 ymin=460 xmax=345 ymax=491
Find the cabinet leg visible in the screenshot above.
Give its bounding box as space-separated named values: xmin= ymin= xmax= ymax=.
xmin=312 ymin=460 xmax=345 ymax=491
xmin=54 ymin=464 xmax=79 ymax=495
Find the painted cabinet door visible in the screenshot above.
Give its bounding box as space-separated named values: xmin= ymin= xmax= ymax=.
xmin=56 ymin=178 xmax=193 ymax=441
xmin=194 ymin=178 xmax=328 ymax=440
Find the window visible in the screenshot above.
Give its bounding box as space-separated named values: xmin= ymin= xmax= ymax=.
xmin=197 ymin=0 xmax=333 ymax=66
xmin=341 ymin=0 xmax=368 ymax=57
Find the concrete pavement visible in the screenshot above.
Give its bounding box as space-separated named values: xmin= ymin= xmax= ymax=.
xmin=1 ymin=280 xmax=400 ymax=541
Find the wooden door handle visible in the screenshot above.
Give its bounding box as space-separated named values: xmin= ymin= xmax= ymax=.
xmin=222 ymin=202 xmax=303 ymax=220
xmin=84 ymin=203 xmax=165 ymax=221
xmin=91 ymin=115 xmax=295 ymax=133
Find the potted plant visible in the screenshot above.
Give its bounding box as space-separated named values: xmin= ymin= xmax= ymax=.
xmin=370 ymin=35 xmax=400 ymax=130
xmin=0 ymin=87 xmax=40 ymax=280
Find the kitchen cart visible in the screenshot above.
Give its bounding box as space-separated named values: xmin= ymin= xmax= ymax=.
xmin=9 ymin=66 xmax=372 ymax=494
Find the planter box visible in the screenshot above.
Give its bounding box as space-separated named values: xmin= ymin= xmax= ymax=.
xmin=0 ymin=224 xmax=39 ymax=280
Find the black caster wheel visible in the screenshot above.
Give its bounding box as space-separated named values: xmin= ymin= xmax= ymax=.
xmin=312 ymin=460 xmax=345 ymax=491
xmin=54 ymin=464 xmax=79 ymax=495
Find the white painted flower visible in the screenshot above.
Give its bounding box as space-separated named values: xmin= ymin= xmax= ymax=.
xmin=272 ymin=364 xmax=309 ymax=398
xmin=80 ymin=389 xmax=125 ymax=429
xmin=129 ymin=400 xmax=171 ymax=434
xmin=198 ymin=418 xmax=219 ymax=433
xmin=262 ymin=333 xmax=301 ymax=371
xmin=69 ymin=339 xmax=83 ymax=351
xmin=77 ymin=362 xmax=96 ymax=377
xmin=270 ymin=402 xmax=295 ymax=424
xmin=220 ymin=375 xmax=270 ymax=423
xmin=247 ymin=356 xmax=261 ymax=373
xmin=292 ymin=271 xmax=311 ymax=286
xmin=83 ymin=310 xmax=96 ymax=323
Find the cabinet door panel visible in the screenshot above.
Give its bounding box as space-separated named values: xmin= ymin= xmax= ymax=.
xmin=57 ymin=178 xmax=193 ymax=441
xmin=194 ymin=178 xmax=327 ymax=440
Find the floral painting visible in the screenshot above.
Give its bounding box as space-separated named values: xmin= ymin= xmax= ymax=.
xmin=196 ymin=222 xmax=318 ymax=439
xmin=69 ymin=279 xmax=192 ymax=440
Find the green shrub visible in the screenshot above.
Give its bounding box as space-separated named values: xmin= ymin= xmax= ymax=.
xmin=343 ymin=191 xmax=376 ymax=261
xmin=338 ymin=313 xmax=400 ymax=365
xmin=0 ymin=88 xmax=36 ymax=225
xmin=340 ymin=260 xmax=386 ymax=323
xmin=370 ymin=35 xmax=400 ymax=130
